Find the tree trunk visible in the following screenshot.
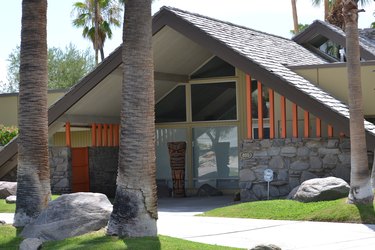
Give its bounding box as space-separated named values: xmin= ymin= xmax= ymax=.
xmin=291 ymin=0 xmax=299 ymax=34
xmin=107 ymin=0 xmax=157 ymax=237
xmin=100 ymin=47 xmax=105 ymax=61
xmin=94 ymin=0 xmax=99 ymax=64
xmin=14 ymin=0 xmax=51 ymax=227
xmin=343 ymin=0 xmax=374 ymax=204
xmin=324 ymin=0 xmax=330 ymax=20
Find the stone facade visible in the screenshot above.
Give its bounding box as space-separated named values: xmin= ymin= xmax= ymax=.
xmin=239 ymin=138 xmax=372 ymax=201
xmin=89 ymin=147 xmax=118 ymax=198
xmin=49 ymin=147 xmax=72 ymax=194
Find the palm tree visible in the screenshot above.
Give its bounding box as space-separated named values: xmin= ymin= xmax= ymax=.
xmin=291 ymin=0 xmax=299 ymax=33
xmin=107 ymin=0 xmax=157 ymax=237
xmin=72 ymin=0 xmax=122 ymax=64
xmin=343 ymin=0 xmax=374 ymax=204
xmin=14 ymin=0 xmax=51 ymax=227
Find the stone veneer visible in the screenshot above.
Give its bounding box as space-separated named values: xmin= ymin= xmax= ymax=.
xmin=239 ymin=138 xmax=372 ymax=201
xmin=49 ymin=147 xmax=72 ymax=194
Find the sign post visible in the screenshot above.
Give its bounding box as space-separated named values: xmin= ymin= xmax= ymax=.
xmin=263 ymin=169 xmax=273 ymax=200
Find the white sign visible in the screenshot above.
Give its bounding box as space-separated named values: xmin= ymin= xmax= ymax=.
xmin=264 ymin=169 xmax=273 ymax=182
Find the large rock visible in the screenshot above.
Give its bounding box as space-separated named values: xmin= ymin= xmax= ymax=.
xmin=19 ymin=238 xmax=43 ymax=250
xmin=0 ymin=181 xmax=17 ymax=198
xmin=5 ymin=195 xmax=16 ymax=204
xmin=21 ymin=192 xmax=112 ymax=241
xmin=291 ymin=177 xmax=349 ymax=202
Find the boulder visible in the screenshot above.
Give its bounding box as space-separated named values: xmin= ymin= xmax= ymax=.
xmin=197 ymin=184 xmax=223 ymax=196
xmin=249 ymin=244 xmax=282 ymax=250
xmin=21 ymin=192 xmax=112 ymax=241
xmin=5 ymin=195 xmax=16 ymax=204
xmin=0 ymin=181 xmax=17 ymax=199
xmin=291 ymin=177 xmax=349 ymax=202
xmin=19 ymin=238 xmax=43 ymax=250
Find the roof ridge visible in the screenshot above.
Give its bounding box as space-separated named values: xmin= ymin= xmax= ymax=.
xmin=161 ymin=6 xmax=292 ymax=41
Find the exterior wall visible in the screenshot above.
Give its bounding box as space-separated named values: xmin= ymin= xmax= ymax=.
xmin=88 ymin=147 xmax=118 ymax=197
xmin=49 ymin=147 xmax=72 ymax=194
xmin=53 ymin=130 xmax=92 ymax=147
xmin=239 ymin=137 xmax=364 ymax=201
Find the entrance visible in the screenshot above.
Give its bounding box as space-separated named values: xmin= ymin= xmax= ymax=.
xmin=71 ymin=147 xmax=90 ymax=192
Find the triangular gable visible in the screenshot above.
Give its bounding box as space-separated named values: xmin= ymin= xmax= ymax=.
xmin=293 ymin=20 xmax=375 ymax=61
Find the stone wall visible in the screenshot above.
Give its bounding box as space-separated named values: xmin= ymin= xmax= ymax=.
xmin=49 ymin=147 xmax=72 ymax=194
xmin=89 ymin=147 xmax=118 ymax=198
xmin=239 ymin=138 xmax=372 ymax=201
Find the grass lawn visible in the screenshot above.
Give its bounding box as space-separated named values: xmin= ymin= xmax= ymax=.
xmin=0 ymin=225 xmax=242 ymax=250
xmin=0 ymin=195 xmax=60 ymax=213
xmin=201 ymin=197 xmax=375 ymax=224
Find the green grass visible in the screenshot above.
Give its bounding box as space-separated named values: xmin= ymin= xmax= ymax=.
xmin=0 ymin=226 xmax=242 ymax=250
xmin=201 ymin=198 xmax=375 ymax=224
xmin=0 ymin=195 xmax=60 ymax=213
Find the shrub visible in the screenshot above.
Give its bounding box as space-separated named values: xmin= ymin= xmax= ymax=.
xmin=0 ymin=125 xmax=18 ymax=146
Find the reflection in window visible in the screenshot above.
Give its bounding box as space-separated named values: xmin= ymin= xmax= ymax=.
xmin=191 ymin=82 xmax=237 ymax=121
xmin=155 ymin=85 xmax=186 ymax=123
xmin=319 ymin=41 xmax=343 ymax=61
xmin=251 ymin=80 xmax=269 ymax=119
xmin=191 ymin=56 xmax=235 ymax=79
xmin=192 ymin=126 xmax=238 ymax=186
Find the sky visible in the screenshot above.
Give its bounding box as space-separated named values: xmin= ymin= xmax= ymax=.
xmin=1 ymin=0 xmax=375 ymax=86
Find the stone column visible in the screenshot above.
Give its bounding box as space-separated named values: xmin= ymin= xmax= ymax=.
xmin=167 ymin=141 xmax=186 ymax=198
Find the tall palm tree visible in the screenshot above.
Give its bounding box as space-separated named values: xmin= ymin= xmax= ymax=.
xmin=14 ymin=0 xmax=51 ymax=227
xmin=343 ymin=0 xmax=374 ymax=204
xmin=291 ymin=0 xmax=299 ymax=33
xmin=107 ymin=0 xmax=157 ymax=237
xmin=72 ymin=0 xmax=122 ymax=64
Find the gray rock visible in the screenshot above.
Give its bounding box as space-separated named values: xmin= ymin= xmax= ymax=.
xmin=290 ymin=161 xmax=309 ymax=171
xmin=287 ymin=185 xmax=300 ymax=199
xmin=300 ymin=171 xmax=318 ymax=183
xmin=5 ymin=195 xmax=16 ymax=204
xmin=293 ymin=177 xmax=349 ymax=202
xmin=21 ymin=192 xmax=112 ymax=241
xmin=19 ymin=238 xmax=43 ymax=250
xmin=197 ymin=184 xmax=223 ymax=196
xmin=0 ymin=181 xmax=17 ymax=199
xmin=249 ymin=244 xmax=282 ymax=250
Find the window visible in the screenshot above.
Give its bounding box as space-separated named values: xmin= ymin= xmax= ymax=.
xmin=155 ymin=85 xmax=186 ymax=123
xmin=251 ymin=80 xmax=269 ymax=119
xmin=191 ymin=56 xmax=235 ymax=79
xmin=191 ymin=82 xmax=237 ymax=121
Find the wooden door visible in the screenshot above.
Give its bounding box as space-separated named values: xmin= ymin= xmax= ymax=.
xmin=71 ymin=147 xmax=90 ymax=192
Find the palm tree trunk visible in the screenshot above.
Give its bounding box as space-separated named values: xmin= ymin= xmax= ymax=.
xmin=107 ymin=0 xmax=157 ymax=237
xmin=94 ymin=0 xmax=99 ymax=64
xmin=100 ymin=47 xmax=105 ymax=61
xmin=291 ymin=0 xmax=299 ymax=33
xmin=324 ymin=0 xmax=330 ymax=20
xmin=14 ymin=0 xmax=51 ymax=227
xmin=343 ymin=0 xmax=374 ymax=204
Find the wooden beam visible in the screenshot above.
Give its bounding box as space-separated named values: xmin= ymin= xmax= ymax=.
xmin=114 ymin=124 xmax=119 ymax=146
xmin=328 ymin=125 xmax=334 ymax=138
xmin=103 ymin=124 xmax=108 ymax=146
xmin=292 ymin=103 xmax=298 ymax=138
xmin=109 ymin=124 xmax=113 ymax=146
xmin=91 ymin=123 xmax=96 ymax=147
xmin=280 ymin=96 xmax=286 ymax=138
xmin=304 ymin=111 xmax=310 ymax=138
xmin=257 ymin=81 xmax=264 ymax=139
xmin=246 ymin=74 xmax=252 ymax=139
xmin=154 ymin=71 xmax=189 ymax=82
xmin=316 ymin=118 xmax=322 ymax=137
xmin=269 ymin=88 xmax=275 ymax=139
xmin=97 ymin=124 xmax=102 ymax=146
xmin=65 ymin=122 xmax=71 ymax=147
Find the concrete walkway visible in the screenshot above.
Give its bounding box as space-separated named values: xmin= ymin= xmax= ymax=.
xmin=2 ymin=196 xmax=375 ymax=249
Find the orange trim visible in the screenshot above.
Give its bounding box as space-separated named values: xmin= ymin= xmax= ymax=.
xmin=109 ymin=124 xmax=113 ymax=146
xmin=280 ymin=96 xmax=286 ymax=138
xmin=304 ymin=111 xmax=310 ymax=138
xmin=114 ymin=124 xmax=119 ymax=146
xmin=292 ymin=103 xmax=298 ymax=138
xmin=103 ymin=124 xmax=108 ymax=146
xmin=91 ymin=123 xmax=96 ymax=147
xmin=97 ymin=124 xmax=102 ymax=146
xmin=328 ymin=125 xmax=333 ymax=138
xmin=65 ymin=122 xmax=71 ymax=147
xmin=269 ymin=89 xmax=275 ymax=139
xmin=257 ymin=81 xmax=264 ymax=139
xmin=246 ymin=74 xmax=252 ymax=139
xmin=316 ymin=118 xmax=321 ymax=137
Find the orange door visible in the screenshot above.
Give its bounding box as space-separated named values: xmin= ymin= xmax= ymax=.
xmin=71 ymin=147 xmax=90 ymax=192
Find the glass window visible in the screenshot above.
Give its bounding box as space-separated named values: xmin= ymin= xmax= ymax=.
xmin=251 ymin=80 xmax=269 ymax=119
xmin=191 ymin=82 xmax=237 ymax=121
xmin=192 ymin=126 xmax=238 ymax=187
xmin=155 ymin=85 xmax=186 ymax=123
xmin=191 ymin=56 xmax=235 ymax=79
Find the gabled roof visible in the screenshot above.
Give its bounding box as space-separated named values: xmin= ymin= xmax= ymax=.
xmin=2 ymin=6 xmax=375 ymax=177
xmin=293 ymin=20 xmax=375 ymax=60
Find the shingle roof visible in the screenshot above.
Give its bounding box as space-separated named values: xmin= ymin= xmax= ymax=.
xmin=164 ymin=7 xmax=375 ymax=137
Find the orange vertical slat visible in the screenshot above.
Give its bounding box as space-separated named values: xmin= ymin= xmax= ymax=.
xmin=280 ymin=96 xmax=286 ymax=138
xmin=316 ymin=118 xmax=321 ymax=137
xmin=328 ymin=125 xmax=333 ymax=138
xmin=269 ymin=89 xmax=275 ymax=139
xmin=257 ymin=81 xmax=264 ymax=139
xmin=109 ymin=124 xmax=113 ymax=146
xmin=246 ymin=74 xmax=252 ymax=139
xmin=114 ymin=124 xmax=119 ymax=146
xmin=304 ymin=111 xmax=310 ymax=138
xmin=91 ymin=123 xmax=96 ymax=147
xmin=292 ymin=103 xmax=298 ymax=138
xmin=103 ymin=124 xmax=108 ymax=146
xmin=65 ymin=122 xmax=71 ymax=147
xmin=97 ymin=124 xmax=102 ymax=146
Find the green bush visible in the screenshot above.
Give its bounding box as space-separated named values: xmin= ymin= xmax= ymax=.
xmin=0 ymin=125 xmax=18 ymax=146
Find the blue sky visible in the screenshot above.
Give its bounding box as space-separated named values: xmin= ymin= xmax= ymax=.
xmin=1 ymin=0 xmax=375 ymax=85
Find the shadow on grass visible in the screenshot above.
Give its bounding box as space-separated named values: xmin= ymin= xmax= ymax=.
xmin=122 ymin=236 xmax=161 ymax=250
xmin=356 ymin=203 xmax=375 ymax=231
